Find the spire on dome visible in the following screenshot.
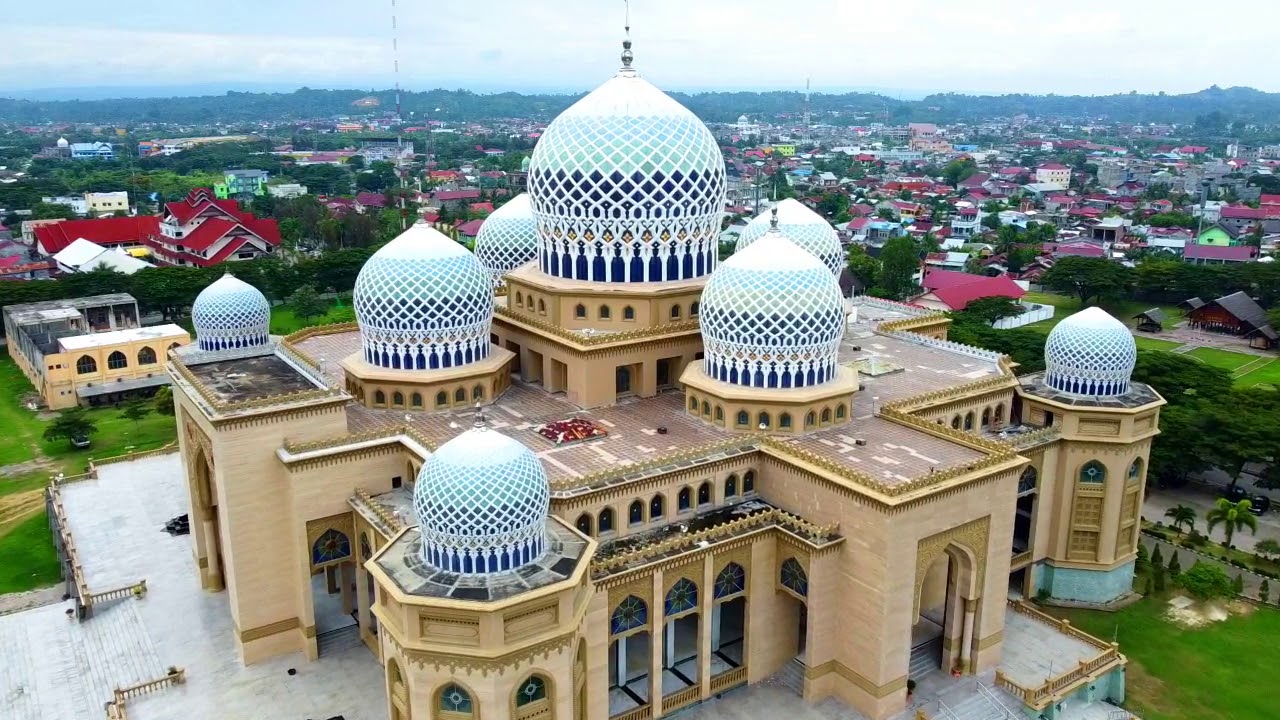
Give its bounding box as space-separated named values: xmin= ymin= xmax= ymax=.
xmin=769 ymin=206 xmax=779 ymax=231
xmin=620 ymin=0 xmax=635 ymax=71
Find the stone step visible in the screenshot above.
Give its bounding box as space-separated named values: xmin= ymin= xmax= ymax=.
xmin=909 ymin=639 xmax=942 ymax=678
xmin=771 ymin=658 xmax=805 ymax=696
xmin=316 ymin=624 xmax=362 ymax=656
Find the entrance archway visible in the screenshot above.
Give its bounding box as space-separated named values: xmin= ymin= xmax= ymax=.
xmin=191 ymin=447 xmax=224 ymax=591
xmin=662 ymin=578 xmax=700 ymax=696
xmin=608 ymin=595 xmax=651 ymax=713
xmin=911 ymin=541 xmax=980 ymax=676
xmin=779 ymin=557 xmax=809 ymax=661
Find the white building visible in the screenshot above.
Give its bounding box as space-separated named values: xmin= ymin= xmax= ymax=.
xmin=267 ymin=183 xmax=308 ymax=199
xmin=85 ymin=191 xmax=129 ymax=216
xmin=40 ymin=195 xmax=89 ymax=215
xmin=52 ymin=238 xmax=152 ymax=275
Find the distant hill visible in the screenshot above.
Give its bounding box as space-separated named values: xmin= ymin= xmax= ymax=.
xmin=0 ymin=84 xmax=1275 ymax=127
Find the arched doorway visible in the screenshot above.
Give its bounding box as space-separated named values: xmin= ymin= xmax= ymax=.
xmin=779 ymin=557 xmax=809 ymax=661
xmin=387 ymin=658 xmax=410 ymax=720
xmin=190 ymin=446 xmax=224 ymax=591
xmin=608 ymin=595 xmax=651 ymax=712
xmin=911 ymin=542 xmax=979 ymax=677
xmin=711 ymin=562 xmax=746 ymax=677
xmin=662 ymin=578 xmax=701 ymax=696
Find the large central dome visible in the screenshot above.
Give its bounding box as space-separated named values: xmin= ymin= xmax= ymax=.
xmin=526 ymin=48 xmax=727 ymax=284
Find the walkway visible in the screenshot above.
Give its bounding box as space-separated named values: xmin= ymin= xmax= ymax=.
xmin=1143 ymin=534 xmax=1270 ymax=602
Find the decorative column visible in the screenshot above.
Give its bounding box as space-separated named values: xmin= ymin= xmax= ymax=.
xmin=700 ymin=555 xmax=714 ymax=697
xmin=650 ymin=571 xmax=666 ymax=716
xmin=959 ymin=597 xmax=978 ymax=672
xmin=203 ymin=518 xmax=223 ymax=591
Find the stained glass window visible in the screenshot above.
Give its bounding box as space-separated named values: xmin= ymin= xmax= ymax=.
xmin=1079 ymin=461 xmax=1106 ymax=484
xmin=1018 ymin=467 xmax=1038 ymax=495
xmin=743 ymin=471 xmax=755 ymax=494
xmin=715 ymin=563 xmax=745 ymax=599
xmin=1127 ymin=458 xmax=1143 ymax=483
xmin=724 ymin=474 xmax=738 ymax=498
xmin=516 ymin=676 xmax=547 ymax=706
xmin=665 ymin=578 xmax=698 ymax=615
xmin=360 ymin=534 xmax=372 ymax=561
xmin=611 ymin=595 xmax=647 ymax=634
xmin=781 ymin=557 xmax=808 ymax=597
xmin=439 ymin=683 xmax=473 ymax=713
xmin=312 ymin=529 xmax=351 ymax=565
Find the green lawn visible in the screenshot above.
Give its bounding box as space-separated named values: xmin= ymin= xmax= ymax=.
xmin=1049 ymin=597 xmax=1280 ymax=720
xmin=0 ymin=355 xmax=43 ymax=466
xmin=1236 ymin=359 xmax=1280 ymax=388
xmin=268 ymin=303 xmax=354 ymax=335
xmin=1185 ymin=347 xmax=1259 ymax=373
xmin=0 ymin=510 xmax=62 ymax=594
xmin=1021 ymin=292 xmax=1182 ymax=333
xmin=1133 ymin=336 xmax=1184 ymax=352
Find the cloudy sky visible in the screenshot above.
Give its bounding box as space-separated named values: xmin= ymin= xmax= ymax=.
xmin=5 ymin=0 xmax=1278 ymax=97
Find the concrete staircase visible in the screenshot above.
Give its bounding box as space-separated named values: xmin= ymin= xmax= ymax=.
xmin=771 ymin=658 xmax=805 ymax=696
xmin=316 ymin=623 xmax=362 ymax=657
xmin=909 ymin=639 xmax=942 ymax=679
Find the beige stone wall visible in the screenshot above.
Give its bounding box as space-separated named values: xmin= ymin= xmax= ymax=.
xmin=504 ymin=275 xmax=704 ymax=332
xmin=39 ymin=331 xmax=191 ymax=409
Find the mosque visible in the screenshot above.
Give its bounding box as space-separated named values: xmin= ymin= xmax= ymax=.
xmin=163 ymin=30 xmax=1162 ymax=720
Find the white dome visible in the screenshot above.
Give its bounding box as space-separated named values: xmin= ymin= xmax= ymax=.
xmin=353 ymin=220 xmax=493 ymax=371
xmin=735 ymin=199 xmax=843 ymax=275
xmin=191 ymin=273 xmax=271 ymax=352
xmin=413 ymin=425 xmax=550 ymax=575
xmin=473 ymin=193 xmax=537 ymax=286
xmin=527 ymin=49 xmax=727 ymax=284
xmin=56 ymin=137 xmax=69 ymax=148
xmin=700 ymin=226 xmax=845 ymax=389
xmin=1043 ymin=307 xmax=1137 ymax=397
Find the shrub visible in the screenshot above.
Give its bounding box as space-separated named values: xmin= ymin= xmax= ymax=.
xmin=1178 ymin=562 xmax=1234 ymax=600
xmin=1153 ymin=563 xmax=1167 ymax=593
xmin=1168 ymin=552 xmax=1182 ymax=577
xmin=1233 ymin=573 xmax=1246 ymax=595
xmin=1261 ymin=579 xmax=1271 ymax=603
xmin=1151 ymin=545 xmax=1163 ymax=568
xmin=1136 ymin=542 xmax=1150 ymax=573
xmin=1256 ymin=538 xmax=1280 ymax=560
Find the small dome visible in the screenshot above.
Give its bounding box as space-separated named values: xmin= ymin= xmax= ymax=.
xmin=735 ymin=199 xmax=843 ymax=275
xmin=473 ymin=193 xmax=537 ymax=286
xmin=527 ymin=54 xmax=727 ymax=283
xmin=700 ymin=227 xmax=845 ymax=389
xmin=56 ymin=137 xmax=69 ymax=148
xmin=191 ymin=273 xmax=271 ymax=352
xmin=353 ymin=221 xmax=492 ymax=370
xmin=1044 ymin=307 xmax=1137 ymax=397
xmin=413 ymin=425 xmax=550 ymax=575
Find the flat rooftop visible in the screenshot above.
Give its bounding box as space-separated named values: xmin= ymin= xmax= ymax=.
xmin=184 ymin=353 xmax=323 ymax=404
xmin=57 ymin=324 xmax=187 ymax=351
xmin=3 ymin=293 xmax=136 ymax=325
xmin=0 ymin=453 xmax=387 ymax=720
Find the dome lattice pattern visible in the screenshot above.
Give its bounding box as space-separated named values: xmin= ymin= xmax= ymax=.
xmin=1043 ymin=307 xmax=1137 ymax=397
xmin=191 ymin=273 xmax=271 ymax=352
xmin=527 ymin=67 xmax=727 ymax=283
xmin=735 ymin=199 xmax=843 ymax=276
xmin=473 ymin=193 xmax=538 ymax=287
xmin=413 ymin=425 xmax=550 ymax=575
xmin=353 ymin=222 xmax=493 ymax=371
xmin=700 ymin=230 xmax=845 ymax=389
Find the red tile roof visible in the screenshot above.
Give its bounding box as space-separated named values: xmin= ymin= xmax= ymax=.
xmin=1221 ymin=205 xmax=1265 ymax=220
xmin=355 ymin=192 xmax=387 ymax=208
xmin=33 ymin=216 xmax=159 ymax=254
xmin=164 ymin=194 xmax=240 ymax=225
xmin=456 ymin=219 xmax=485 ymax=237
xmin=1051 ymin=241 xmax=1106 ymax=257
xmin=432 ymin=189 xmax=482 ymax=201
xmin=1184 ymin=244 xmax=1258 ymax=261
xmin=919 ymin=269 xmax=1025 ymax=310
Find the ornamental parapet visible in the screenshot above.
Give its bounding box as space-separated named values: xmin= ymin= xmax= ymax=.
xmin=494 ymin=304 xmax=701 ymax=349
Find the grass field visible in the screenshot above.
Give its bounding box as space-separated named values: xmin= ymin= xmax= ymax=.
xmin=1022 ymin=292 xmax=1183 ymax=333
xmin=1049 ymin=596 xmax=1280 ymax=720
xmin=268 ymin=296 xmax=354 ymax=335
xmin=1132 ymin=336 xmax=1184 ymax=352
xmin=1185 ymin=346 xmax=1260 ymax=372
xmin=0 ymin=511 xmax=62 ymax=594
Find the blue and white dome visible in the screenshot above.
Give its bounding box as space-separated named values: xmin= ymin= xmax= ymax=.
xmin=735 ymin=199 xmax=843 ymax=276
xmin=700 ymin=225 xmax=845 ymax=388
xmin=1044 ymin=307 xmax=1137 ymax=397
xmin=473 ymin=193 xmax=538 ymax=286
xmin=353 ymin=220 xmax=492 ymax=370
xmin=527 ymin=45 xmax=727 ymax=284
xmin=413 ymin=424 xmax=550 ymax=575
xmin=191 ymin=273 xmax=271 ymax=352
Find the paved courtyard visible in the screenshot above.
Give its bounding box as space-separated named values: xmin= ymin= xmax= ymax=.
xmin=1144 ymin=480 xmax=1280 ymax=553
xmin=0 ymin=453 xmax=388 ymax=720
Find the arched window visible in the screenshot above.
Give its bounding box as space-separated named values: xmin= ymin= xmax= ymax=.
xmin=1018 ymin=467 xmax=1038 ymax=495
xmin=743 ymin=470 xmax=755 ymax=494
xmin=107 ymin=351 xmax=127 ymax=370
xmin=836 ymin=404 xmax=846 ymax=419
xmin=611 ymin=595 xmax=648 ymax=635
xmin=780 ymin=557 xmax=808 ymax=597
xmin=599 ymin=305 xmax=611 ymax=320
xmin=436 ymin=391 xmax=448 ymax=407
xmin=76 ymin=355 xmax=97 ymax=374
xmin=951 ymin=415 xmax=961 ymax=429
xmin=411 ymin=392 xmax=423 ymax=408
xmin=598 ymin=507 xmax=614 ymax=534
xmin=690 ymin=301 xmax=700 ymax=317
xmin=715 ymin=562 xmax=746 ymax=599
xmin=725 ymin=474 xmax=738 ymax=498
xmin=981 ymin=407 xmax=991 ymax=427
xmin=964 ymin=411 xmax=974 ymax=430
xmin=311 ymin=529 xmax=351 ymax=565
xmin=821 ymin=407 xmax=832 ymax=424
xmin=392 ymin=391 xmax=404 ymax=407
xmin=678 ymin=487 xmax=692 ymax=511
xmin=714 ymin=406 xmax=724 ymax=423
xmin=454 ymin=387 xmax=466 ymax=403
xmin=664 ymin=578 xmax=698 ymax=615
xmin=670 ymin=305 xmax=681 ymax=320
xmin=697 ymin=481 xmax=711 ymax=506
xmin=806 ymin=411 xmax=816 ymax=427
xmin=779 ymin=412 xmax=792 ymax=429
xmin=757 ymin=411 xmax=770 ymax=429
xmin=994 ymin=404 xmax=1005 ymax=424
xmin=1127 ymin=458 xmax=1144 ymax=484
xmin=1079 ymin=460 xmax=1106 ymax=484
xmin=575 ymin=303 xmax=587 ymax=319
xmin=515 ymin=675 xmax=548 ymax=707
xmin=736 ymin=410 xmax=749 ymax=427
xmin=373 ymin=390 xmax=386 ymax=406
xmin=167 ymin=342 xmax=180 ymax=353
xmin=650 ymin=494 xmax=664 ymax=519
xmin=623 ymin=305 xmax=635 ymax=321
xmin=472 ymin=384 xmax=484 ymax=401
xmin=575 ymin=513 xmax=592 ymax=536
xmin=701 ymin=401 xmax=710 ymax=416
xmin=690 ymin=396 xmax=699 ymax=411
xmin=389 ymin=659 xmax=410 ymax=718
xmin=628 ymin=500 xmax=644 ymax=526
xmin=538 ymin=299 xmax=546 ymax=314
xmin=137 ymin=346 xmax=157 ymax=365
xmin=515 ymin=291 xmax=524 ymax=306
xmin=438 ymin=684 xmax=473 ymax=714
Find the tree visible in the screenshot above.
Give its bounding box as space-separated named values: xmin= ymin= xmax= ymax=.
xmin=1151 ymin=544 xmax=1163 ymax=569
xmin=942 ymin=158 xmax=978 ymax=187
xmin=278 ymin=218 xmax=303 ymax=249
xmin=1261 ymin=578 xmax=1271 ymax=603
xmin=1152 ymin=561 xmax=1166 ymax=592
xmin=959 ymin=296 xmax=1025 ymax=324
xmin=1177 ymin=562 xmax=1233 ymax=600
xmin=1164 ymin=505 xmax=1197 ymax=534
xmin=980 ymin=214 xmax=1000 ymax=230
xmin=1205 ymin=498 xmax=1258 ymax=548
xmin=287 ymin=284 xmax=327 ymax=322
xmin=845 ymin=244 xmax=880 ymax=289
xmin=42 ymin=407 xmax=98 ymax=447
xmin=876 ymin=235 xmax=920 ymax=300
xmin=120 ymin=397 xmax=152 ymax=428
xmin=1233 ymin=573 xmax=1246 ymax=595
xmin=1167 ymin=551 xmax=1181 ymax=577
xmin=1039 ymin=256 xmax=1133 ymax=306
xmin=1255 ymin=538 xmax=1280 ymax=560
xmin=1136 ymin=542 xmax=1150 ymax=573
xmin=1147 ymin=212 xmax=1197 ymax=229
xmin=30 ymin=202 xmax=79 ymax=220
xmin=154 ymin=385 xmax=175 ymax=416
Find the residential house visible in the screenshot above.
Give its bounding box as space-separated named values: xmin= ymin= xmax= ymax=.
xmin=267 ymin=183 xmax=308 ymax=199
xmin=431 ymin=189 xmax=483 ymax=208
xmin=1035 ymin=163 xmax=1071 ymax=185
xmin=914 ymin=268 xmax=1026 ymax=312
xmin=1217 ymin=205 xmax=1265 ymax=235
xmin=85 ymin=191 xmax=129 ymax=216
xmin=1183 ymin=243 xmax=1258 ymax=265
xmin=215 ymin=170 xmax=269 ymax=199
xmin=69 ymin=142 xmax=115 ymax=160
xmin=149 ymin=188 xmax=280 ymax=266
xmin=52 ymin=238 xmax=152 ymax=275
xmin=355 ymin=192 xmax=388 ymax=213
xmin=41 ymin=195 xmax=90 ymax=215
xmin=33 ymin=216 xmax=158 ymax=258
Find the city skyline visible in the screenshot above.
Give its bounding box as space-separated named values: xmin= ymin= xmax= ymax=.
xmin=5 ymin=0 xmax=1280 ymax=98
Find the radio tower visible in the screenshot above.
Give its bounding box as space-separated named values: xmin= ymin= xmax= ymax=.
xmin=390 ymin=0 xmax=407 ymax=229
xmin=802 ymin=77 xmax=811 ymax=148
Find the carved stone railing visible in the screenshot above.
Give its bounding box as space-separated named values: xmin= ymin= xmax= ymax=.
xmin=85 ymin=580 xmax=148 ymax=607
xmin=881 ymin=374 xmax=1017 ymax=414
xmin=90 ymin=443 xmax=178 ymax=469
xmin=495 ymin=305 xmax=701 ymax=348
xmin=105 ymin=667 xmax=186 ymax=718
xmin=610 ymin=705 xmax=652 ymax=720
xmin=353 ymin=487 xmax=405 ymax=536
xmin=47 ymin=485 xmax=90 ymax=610
xmin=662 ymin=685 xmax=701 ymax=713
xmin=550 ymin=437 xmax=753 ymax=492
xmin=1009 ymin=550 xmax=1032 ymax=568
xmin=1003 ymin=426 xmax=1061 ymax=451
xmin=709 ymin=666 xmax=748 ymax=694
xmin=996 ymin=600 xmax=1123 ymax=709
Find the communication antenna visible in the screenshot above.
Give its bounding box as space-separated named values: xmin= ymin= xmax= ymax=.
xmin=391 ymin=0 xmax=407 ymax=229
xmin=803 ymin=77 xmax=812 ymax=147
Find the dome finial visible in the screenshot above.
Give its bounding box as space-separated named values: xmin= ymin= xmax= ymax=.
xmin=620 ymin=0 xmax=634 ymax=69
xmin=769 ymin=206 xmax=780 ymax=232
xmin=473 ymin=402 xmax=488 ymax=430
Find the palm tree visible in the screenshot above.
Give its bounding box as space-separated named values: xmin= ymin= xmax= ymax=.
xmin=1205 ymin=498 xmax=1258 ymax=548
xmin=1164 ymin=504 xmax=1197 ymax=534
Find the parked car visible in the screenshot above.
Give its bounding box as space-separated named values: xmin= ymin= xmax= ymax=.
xmin=71 ymin=433 xmax=91 ymax=449
xmin=1250 ymin=495 xmax=1271 ymax=516
xmin=1221 ymin=485 xmax=1251 ymax=504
